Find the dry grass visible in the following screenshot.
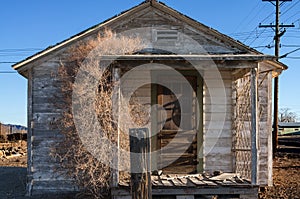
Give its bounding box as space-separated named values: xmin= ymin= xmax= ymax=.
xmin=51 ymin=30 xmax=144 ymax=198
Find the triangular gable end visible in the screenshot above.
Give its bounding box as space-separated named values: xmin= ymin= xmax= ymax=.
xmin=12 ymin=1 xmax=286 ymax=75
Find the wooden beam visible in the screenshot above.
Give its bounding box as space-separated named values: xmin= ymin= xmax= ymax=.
xmin=130 ymin=128 xmax=152 ymax=199
xmin=112 ymin=186 xmax=259 ymax=196
xmin=99 ymin=54 xmax=276 ymax=62
xmin=26 ymin=68 xmax=33 ymax=196
xmin=150 ymin=82 xmax=158 ymax=172
xmin=250 ymin=67 xmax=259 ymax=185
xmin=196 ymin=74 xmax=203 ymax=173
xmin=112 ymin=68 xmax=121 ymax=187
xmin=176 ymin=196 xmax=194 ymax=199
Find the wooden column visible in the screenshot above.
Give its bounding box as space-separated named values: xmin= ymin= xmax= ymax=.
xmin=26 ymin=68 xmax=33 ymax=196
xmin=250 ymin=68 xmax=258 ymax=185
xmin=112 ymin=68 xmax=121 ymax=187
xmin=130 ymin=128 xmax=152 ymax=199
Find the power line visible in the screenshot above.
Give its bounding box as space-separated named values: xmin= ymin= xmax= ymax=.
xmin=0 ymin=71 xmax=17 ymax=74
xmin=261 ymin=39 xmax=275 ymax=51
xmin=0 ymin=48 xmax=42 ymax=52
xmin=281 ymin=0 xmax=300 ymax=17
xmin=0 ymin=62 xmax=17 ymax=64
xmin=230 ymin=2 xmax=279 ymax=45
xmin=282 ymin=10 xmax=300 ymax=23
xmin=233 ymin=1 xmax=264 ymax=33
xmin=285 ymin=56 xmax=300 ymax=59
xmin=280 ymin=47 xmax=300 ymax=58
xmin=281 ymin=44 xmax=300 ymax=47
xmin=285 ymin=35 xmax=300 ymax=38
xmin=247 ymin=0 xmax=299 ymax=47
xmin=291 ymin=17 xmax=300 ymax=23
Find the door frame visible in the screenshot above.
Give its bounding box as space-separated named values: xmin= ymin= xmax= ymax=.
xmin=150 ymin=70 xmax=203 ymax=173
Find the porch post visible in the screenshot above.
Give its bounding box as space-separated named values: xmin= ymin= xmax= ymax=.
xmin=112 ymin=67 xmax=121 ymax=187
xmin=250 ymin=67 xmax=259 ymax=185
xmin=130 ymin=128 xmax=152 ymax=199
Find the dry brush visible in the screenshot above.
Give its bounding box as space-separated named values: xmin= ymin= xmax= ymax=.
xmin=52 ymin=30 xmax=145 ymax=198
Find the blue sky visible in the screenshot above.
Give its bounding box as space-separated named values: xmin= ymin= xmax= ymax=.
xmin=0 ymin=0 xmax=300 ymax=126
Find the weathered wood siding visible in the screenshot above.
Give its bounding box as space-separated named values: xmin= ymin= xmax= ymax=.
xmin=257 ymin=64 xmax=273 ymax=186
xmin=120 ymin=66 xmax=234 ymax=174
xmin=108 ymin=6 xmax=243 ymax=55
xmin=29 ymin=56 xmax=77 ymax=195
xmin=203 ymin=68 xmax=233 ymax=173
xmin=232 ymin=65 xmax=273 ymax=186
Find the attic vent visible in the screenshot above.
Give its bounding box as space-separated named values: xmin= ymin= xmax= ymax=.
xmin=155 ymin=30 xmax=178 ymax=42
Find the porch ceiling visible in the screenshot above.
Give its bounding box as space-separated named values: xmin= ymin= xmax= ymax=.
xmin=103 ymin=54 xmax=287 ymax=70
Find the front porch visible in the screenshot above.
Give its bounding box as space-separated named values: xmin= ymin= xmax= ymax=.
xmin=109 ymin=57 xmax=275 ymax=199
xmin=112 ymin=173 xmax=259 ymax=199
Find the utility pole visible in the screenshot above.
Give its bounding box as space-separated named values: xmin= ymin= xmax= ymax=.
xmin=259 ymin=0 xmax=294 ymax=156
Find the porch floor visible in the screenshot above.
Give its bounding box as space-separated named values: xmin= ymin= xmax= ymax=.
xmin=112 ymin=173 xmax=259 ymax=199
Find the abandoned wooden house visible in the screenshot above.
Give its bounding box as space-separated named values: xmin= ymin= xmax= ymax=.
xmin=13 ymin=0 xmax=287 ymax=198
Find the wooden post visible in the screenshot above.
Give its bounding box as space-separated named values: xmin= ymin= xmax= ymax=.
xmin=112 ymin=67 xmax=121 ymax=187
xmin=26 ymin=68 xmax=33 ymax=196
xmin=250 ymin=68 xmax=258 ymax=185
xmin=130 ymin=128 xmax=152 ymax=199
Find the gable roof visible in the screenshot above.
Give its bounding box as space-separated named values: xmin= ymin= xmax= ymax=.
xmin=12 ymin=1 xmax=287 ymax=74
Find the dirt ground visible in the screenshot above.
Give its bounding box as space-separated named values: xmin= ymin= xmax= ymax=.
xmin=0 ymin=137 xmax=299 ymax=199
xmin=0 ymin=141 xmax=27 ymax=199
xmin=259 ymin=135 xmax=300 ymax=199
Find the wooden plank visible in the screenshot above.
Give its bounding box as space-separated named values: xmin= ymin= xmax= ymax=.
xmin=113 ymin=196 xmax=132 ymax=199
xmin=178 ymin=177 xmax=190 ymax=186
xmin=112 ymin=68 xmax=120 ymax=188
xmin=130 ymin=128 xmax=151 ymax=199
xmin=170 ymin=178 xmax=183 ymax=186
xmin=160 ymin=179 xmax=173 ymax=186
xmin=266 ymin=70 xmax=273 ymax=186
xmin=201 ymin=180 xmax=218 ymax=186
xmin=209 ymin=173 xmax=240 ymax=181
xmin=204 ymin=129 xmax=232 ymax=138
xmin=152 ymin=186 xmax=259 ymax=196
xmin=204 ymin=104 xmax=232 ymax=114
xmin=203 ymin=94 xmax=232 ymax=102
xmin=203 ymin=121 xmax=232 ymax=131
xmin=32 ymin=180 xmax=77 ymax=191
xmin=203 ymin=79 xmax=232 ymax=88
xmin=150 ymin=83 xmax=158 ymax=171
xmin=152 ymin=177 xmax=164 ymax=187
xmin=204 ymin=112 xmax=231 ymax=122
xmin=27 ymin=68 xmax=33 ymax=196
xmin=204 ymin=137 xmax=232 ymax=148
xmin=250 ymin=68 xmax=258 ymax=185
xmin=189 ymin=177 xmax=206 ymax=186
xmin=197 ymin=74 xmax=204 ymax=173
xmin=176 ymin=196 xmax=194 ymax=199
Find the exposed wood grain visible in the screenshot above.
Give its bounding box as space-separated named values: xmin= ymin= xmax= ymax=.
xmin=130 ymin=128 xmax=151 ymax=199
xmin=250 ymin=68 xmax=258 ymax=185
xmin=27 ymin=68 xmax=33 ymax=195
